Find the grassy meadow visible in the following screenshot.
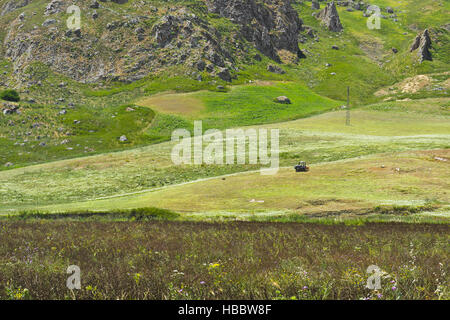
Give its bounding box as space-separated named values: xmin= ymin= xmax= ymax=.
xmin=138 ymin=81 xmax=343 ymax=127
xmin=19 ymin=149 xmax=447 ymax=222
xmin=1 ymin=98 xmax=448 ymax=214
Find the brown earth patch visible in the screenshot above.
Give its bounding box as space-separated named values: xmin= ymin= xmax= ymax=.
xmin=136 ymin=93 xmax=205 ymax=117
xmin=399 ymin=75 xmax=431 ymax=93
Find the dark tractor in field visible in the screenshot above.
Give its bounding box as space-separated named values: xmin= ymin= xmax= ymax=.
xmin=295 ymin=161 xmax=310 ymax=172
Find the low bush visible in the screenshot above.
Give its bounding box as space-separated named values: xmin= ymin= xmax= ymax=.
xmin=0 ymin=89 xmax=20 ymax=102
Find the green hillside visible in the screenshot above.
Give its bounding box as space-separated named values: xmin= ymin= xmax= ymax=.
xmin=0 ymin=0 xmax=448 ymax=220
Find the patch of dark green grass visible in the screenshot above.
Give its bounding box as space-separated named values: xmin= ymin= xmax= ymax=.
xmin=5 ymin=207 xmax=179 ymax=221
xmin=373 ymin=204 xmax=440 ymax=215
xmin=0 ymin=89 xmax=20 ymax=102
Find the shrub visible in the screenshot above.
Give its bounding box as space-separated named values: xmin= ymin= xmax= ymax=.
xmin=125 ymin=207 xmax=180 ymax=221
xmin=0 ymin=89 xmax=20 ymax=102
xmin=8 ymin=207 xmax=180 ymax=221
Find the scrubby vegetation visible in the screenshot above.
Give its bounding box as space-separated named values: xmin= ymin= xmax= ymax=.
xmin=0 ymin=221 xmax=447 ymax=300
xmin=5 ymin=207 xmax=179 ymax=222
xmin=0 ymin=89 xmax=20 ymax=102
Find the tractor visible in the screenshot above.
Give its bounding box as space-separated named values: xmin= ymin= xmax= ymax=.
xmin=294 ymin=161 xmax=309 ymax=172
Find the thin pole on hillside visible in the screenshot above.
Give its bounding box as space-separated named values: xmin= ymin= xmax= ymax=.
xmin=346 ymin=86 xmax=350 ymax=126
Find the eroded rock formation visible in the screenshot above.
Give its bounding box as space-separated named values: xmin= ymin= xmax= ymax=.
xmin=410 ymin=29 xmax=432 ymax=62
xmin=317 ymin=1 xmax=343 ymax=32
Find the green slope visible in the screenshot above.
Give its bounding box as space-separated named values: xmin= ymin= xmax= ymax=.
xmin=1 ymin=98 xmax=448 ymax=213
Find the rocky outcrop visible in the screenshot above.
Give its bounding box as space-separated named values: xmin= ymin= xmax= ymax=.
xmin=267 ymin=64 xmax=286 ymax=74
xmin=1 ymin=103 xmax=19 ymax=115
xmin=206 ymin=0 xmax=305 ymax=62
xmin=274 ymin=96 xmax=291 ymax=104
xmin=317 ymin=1 xmax=343 ymax=32
xmin=119 ymin=135 xmax=128 ymax=142
xmin=44 ymin=0 xmax=63 ymax=16
xmin=4 ymin=24 xmax=115 ymax=84
xmin=217 ymin=68 xmax=232 ymax=82
xmin=149 ymin=12 xmax=236 ymax=79
xmin=0 ymin=0 xmax=30 ymax=16
xmin=153 ymin=15 xmax=184 ymax=47
xmin=1 ymin=1 xmax=304 ymax=85
xmin=410 ymin=29 xmax=432 ymax=62
xmin=3 ymin=5 xmax=236 ymax=84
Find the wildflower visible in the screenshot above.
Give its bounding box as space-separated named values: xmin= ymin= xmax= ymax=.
xmin=377 ymin=293 xmax=383 ymax=298
xmin=178 ymin=289 xmax=183 ymax=293
xmin=200 ymin=281 xmax=206 ymax=285
xmin=303 ymin=286 xmax=308 ymax=290
xmin=392 ymin=286 xmax=397 ymax=291
xmin=133 ymin=273 xmax=142 ymax=285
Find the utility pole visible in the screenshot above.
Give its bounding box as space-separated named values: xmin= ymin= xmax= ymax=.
xmin=346 ymin=86 xmax=350 ymax=126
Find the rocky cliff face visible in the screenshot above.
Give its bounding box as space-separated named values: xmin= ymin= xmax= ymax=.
xmin=206 ymin=0 xmax=305 ymax=61
xmin=3 ymin=2 xmax=236 ymax=84
xmin=0 ymin=0 xmax=30 ymax=16
xmin=1 ymin=0 xmax=304 ymax=85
